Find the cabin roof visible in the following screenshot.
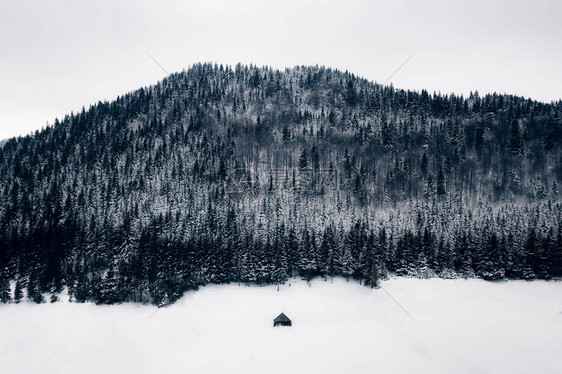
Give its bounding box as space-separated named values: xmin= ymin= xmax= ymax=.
xmin=274 ymin=313 xmax=291 ymax=323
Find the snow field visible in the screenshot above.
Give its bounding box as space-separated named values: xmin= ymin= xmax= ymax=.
xmin=1 ymin=278 xmax=561 ymax=374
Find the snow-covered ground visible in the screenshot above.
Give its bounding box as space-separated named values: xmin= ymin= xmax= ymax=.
xmin=1 ymin=278 xmax=561 ymax=374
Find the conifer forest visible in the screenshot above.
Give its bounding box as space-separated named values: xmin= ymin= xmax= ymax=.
xmin=1 ymin=63 xmax=561 ymax=305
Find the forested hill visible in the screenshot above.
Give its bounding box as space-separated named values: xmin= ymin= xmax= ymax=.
xmin=1 ymin=63 xmax=561 ymax=305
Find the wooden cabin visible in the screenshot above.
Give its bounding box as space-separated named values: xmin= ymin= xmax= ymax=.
xmin=273 ymin=313 xmax=292 ymax=327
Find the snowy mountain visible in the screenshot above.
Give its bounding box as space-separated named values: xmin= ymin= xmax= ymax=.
xmin=0 ymin=63 xmax=561 ymax=305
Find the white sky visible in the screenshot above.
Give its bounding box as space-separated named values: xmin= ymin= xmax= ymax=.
xmin=1 ymin=0 xmax=561 ymax=140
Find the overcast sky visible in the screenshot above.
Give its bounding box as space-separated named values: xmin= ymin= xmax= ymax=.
xmin=0 ymin=0 xmax=561 ymax=140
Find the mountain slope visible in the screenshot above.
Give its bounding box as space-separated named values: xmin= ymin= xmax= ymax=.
xmin=0 ymin=63 xmax=561 ymax=304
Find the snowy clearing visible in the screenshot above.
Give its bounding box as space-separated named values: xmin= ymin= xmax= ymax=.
xmin=1 ymin=278 xmax=561 ymax=374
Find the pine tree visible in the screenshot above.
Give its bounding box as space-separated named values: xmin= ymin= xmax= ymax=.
xmin=0 ymin=269 xmax=11 ymax=303
xmin=477 ymin=233 xmax=504 ymax=280
xmin=282 ymin=126 xmax=291 ymax=146
xmin=437 ymin=168 xmax=446 ymax=197
xmin=311 ymin=144 xmax=320 ymax=170
xmin=298 ymin=149 xmax=308 ymax=169
xmin=425 ymin=173 xmax=435 ymax=200
xmin=535 ymin=229 xmax=553 ymax=279
xmin=381 ymin=120 xmax=394 ymax=148
xmin=345 ymin=80 xmax=358 ymax=106
xmin=363 ymin=231 xmax=381 ymax=287
xmin=27 ymin=271 xmax=44 ymax=303
xmin=552 ymin=227 xmax=562 ymax=277
xmin=475 ymin=124 xmax=484 ymax=152
xmin=543 ymin=120 xmax=555 ymax=152
xmin=320 ymin=226 xmax=338 ymax=279
xmin=421 ymin=152 xmax=428 ymax=176
xmin=271 ymin=245 xmax=288 ymax=291
xmin=14 ymin=278 xmax=23 ymax=303
xmin=353 ymin=174 xmax=366 ymax=204
xmin=521 ymin=229 xmax=537 ymax=279
xmin=510 ymin=119 xmax=521 ymax=155
xmin=340 ymin=247 xmax=355 ymax=280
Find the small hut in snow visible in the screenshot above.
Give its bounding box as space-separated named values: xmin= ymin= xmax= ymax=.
xmin=273 ymin=313 xmax=292 ymax=327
